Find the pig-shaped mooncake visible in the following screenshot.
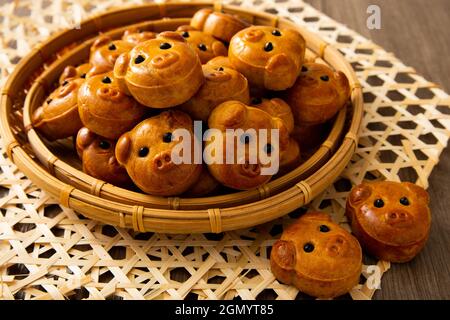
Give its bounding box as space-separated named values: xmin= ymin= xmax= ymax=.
xmin=114 ymin=32 xmax=204 ymax=108
xmin=32 ymin=78 xmax=84 ymax=141
xmin=346 ymin=181 xmax=431 ymax=263
xmin=286 ymin=63 xmax=350 ymax=125
xmin=77 ymin=72 xmax=146 ymax=140
xmin=206 ymin=101 xmax=290 ymax=190
xmin=76 ymin=127 xmax=132 ymax=187
xmin=229 ymin=26 xmax=306 ymax=90
xmin=115 ymin=110 xmax=202 ymax=196
xmin=271 ymin=212 xmax=362 ymax=298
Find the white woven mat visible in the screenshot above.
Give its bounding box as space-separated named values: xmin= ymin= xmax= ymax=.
xmin=1 ymin=0 xmax=449 ymax=300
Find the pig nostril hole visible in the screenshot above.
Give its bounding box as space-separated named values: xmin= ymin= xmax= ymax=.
xmin=336 ymin=238 xmax=344 ymax=244
xmin=100 ymin=87 xmax=109 ymax=94
xmin=164 ymin=154 xmax=171 ymax=162
xmin=390 ymin=213 xmax=397 ymax=219
xmin=156 ymin=160 xmax=163 ymax=168
xmin=399 ymin=212 xmax=406 ymax=218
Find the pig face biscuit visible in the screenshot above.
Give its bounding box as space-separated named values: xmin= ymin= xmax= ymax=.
xmin=122 ymin=28 xmax=157 ymax=45
xmin=270 ymin=212 xmax=362 ymax=298
xmin=89 ymin=35 xmax=134 ymax=75
xmin=59 ymin=63 xmax=92 ymax=84
xmin=346 ymin=181 xmax=431 ymax=263
xmin=115 ymin=111 xmax=202 ymax=196
xmin=78 ymin=72 xmax=146 ymax=139
xmin=251 ymin=97 xmax=295 ymax=134
xmin=177 ymin=29 xmax=227 ymax=64
xmin=190 ymin=9 xmax=250 ymax=42
xmin=206 ymin=101 xmax=290 ymax=190
xmin=32 ymin=79 xmax=84 ymax=141
xmin=114 ymin=32 xmax=204 ymax=108
xmin=76 ymin=127 xmax=132 ymax=187
xmin=180 ymin=64 xmax=250 ymax=122
xmin=229 ymin=26 xmax=306 ymax=90
xmin=286 ymin=63 xmax=350 ymax=125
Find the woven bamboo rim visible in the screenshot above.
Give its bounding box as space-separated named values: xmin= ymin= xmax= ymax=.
xmin=0 ymin=1 xmax=363 ymax=233
xmin=22 ymin=17 xmax=346 ymax=210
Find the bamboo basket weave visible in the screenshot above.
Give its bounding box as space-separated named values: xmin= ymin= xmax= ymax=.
xmin=0 ymin=1 xmax=363 ymax=233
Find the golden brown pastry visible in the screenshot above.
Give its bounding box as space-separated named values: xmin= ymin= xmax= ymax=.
xmin=114 ymin=31 xmax=204 ymax=108
xmin=89 ymin=35 xmax=134 ymax=75
xmin=229 ymin=26 xmax=306 ymax=90
xmin=251 ymin=97 xmax=294 ymax=134
xmin=180 ymin=64 xmax=250 ymax=122
xmin=183 ymin=167 xmax=220 ymax=197
xmin=206 ymin=55 xmax=234 ymax=69
xmin=206 ymin=101 xmax=290 ymax=190
xmin=346 ymin=181 xmax=431 ymax=263
xmin=286 ymin=63 xmax=350 ymax=125
xmin=176 ymin=28 xmax=227 ymax=64
xmin=77 ymin=72 xmax=146 ymax=139
xmin=32 ymin=78 xmax=84 ymax=141
xmin=59 ymin=63 xmax=92 ymax=84
xmin=271 ymin=212 xmax=362 ymax=298
xmin=115 ymin=110 xmax=202 ymax=196
xmin=76 ymin=127 xmax=132 ymax=187
xmin=190 ymin=9 xmax=250 ymax=42
xmin=122 ymin=27 xmax=157 ymax=45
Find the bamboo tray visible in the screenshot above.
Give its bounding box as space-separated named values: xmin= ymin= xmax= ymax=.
xmin=0 ymin=1 xmax=363 ymax=233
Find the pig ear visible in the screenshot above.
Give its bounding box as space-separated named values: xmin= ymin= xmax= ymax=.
xmin=264 ymin=53 xmax=294 ymax=87
xmin=92 ymin=35 xmax=111 ymax=51
xmin=163 ymin=110 xmax=193 ymax=130
xmin=76 ymin=127 xmax=96 ymax=158
xmin=271 ymin=240 xmax=296 ymax=270
xmin=272 ymin=117 xmax=290 ymax=151
xmin=212 ymin=41 xmax=227 ymax=57
xmin=113 ymin=52 xmax=131 ymax=95
xmin=87 ymin=65 xmax=110 ymax=78
xmin=301 ymin=211 xmax=332 ymax=222
xmin=349 ymin=183 xmax=372 ymax=205
xmin=335 ymin=71 xmax=351 ymax=100
xmin=115 ymin=133 xmax=132 ymax=165
xmin=158 ymin=31 xmax=186 ymax=42
xmin=31 ymin=106 xmax=45 ymax=127
xmin=60 ymin=66 xmax=78 ymax=84
xmin=404 ymin=182 xmax=430 ymax=204
xmin=219 ymin=102 xmax=247 ymax=129
xmin=176 ymin=25 xmax=197 ymax=32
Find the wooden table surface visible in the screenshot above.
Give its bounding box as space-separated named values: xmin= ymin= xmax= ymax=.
xmin=304 ymin=0 xmax=450 ymax=300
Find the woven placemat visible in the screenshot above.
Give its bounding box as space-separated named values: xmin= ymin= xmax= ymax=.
xmin=1 ymin=0 xmax=449 ymax=300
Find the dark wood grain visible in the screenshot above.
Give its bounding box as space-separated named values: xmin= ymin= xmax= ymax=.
xmin=304 ymin=0 xmax=450 ymax=300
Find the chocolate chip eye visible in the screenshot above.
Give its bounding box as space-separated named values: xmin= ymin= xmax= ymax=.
xmin=99 ymin=140 xmax=110 ymax=149
xmin=251 ymin=97 xmax=262 ymax=105
xmin=162 ymin=132 xmax=173 ymax=143
xmin=272 ymin=29 xmax=281 ymax=36
xmin=102 ymin=76 xmax=112 ymax=84
xmin=320 ymin=75 xmax=329 ymax=81
xmin=46 ymin=99 xmax=53 ymax=104
xmin=264 ymin=143 xmax=273 ymax=154
xmin=264 ymin=42 xmax=274 ymax=52
xmin=301 ymin=66 xmax=308 ymax=72
xmin=319 ymin=225 xmax=330 ymax=232
xmin=138 ymin=147 xmax=149 ymax=157
xmin=108 ymin=43 xmax=116 ymax=50
xmin=374 ymin=198 xmax=384 ymax=208
xmin=181 ymin=31 xmax=189 ymax=38
xmin=198 ymin=43 xmax=207 ymax=51
xmin=160 ymin=42 xmax=171 ymax=50
xmin=400 ymin=197 xmax=410 ymax=206
xmin=80 ymin=73 xmax=86 ymax=79
xmin=217 ymin=67 xmax=224 ymax=71
xmin=62 ymin=80 xmax=69 ymax=86
xmin=303 ymin=242 xmax=314 ymax=253
xmin=134 ymin=55 xmax=145 ymax=64
xmin=240 ymin=134 xmax=251 ymax=144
